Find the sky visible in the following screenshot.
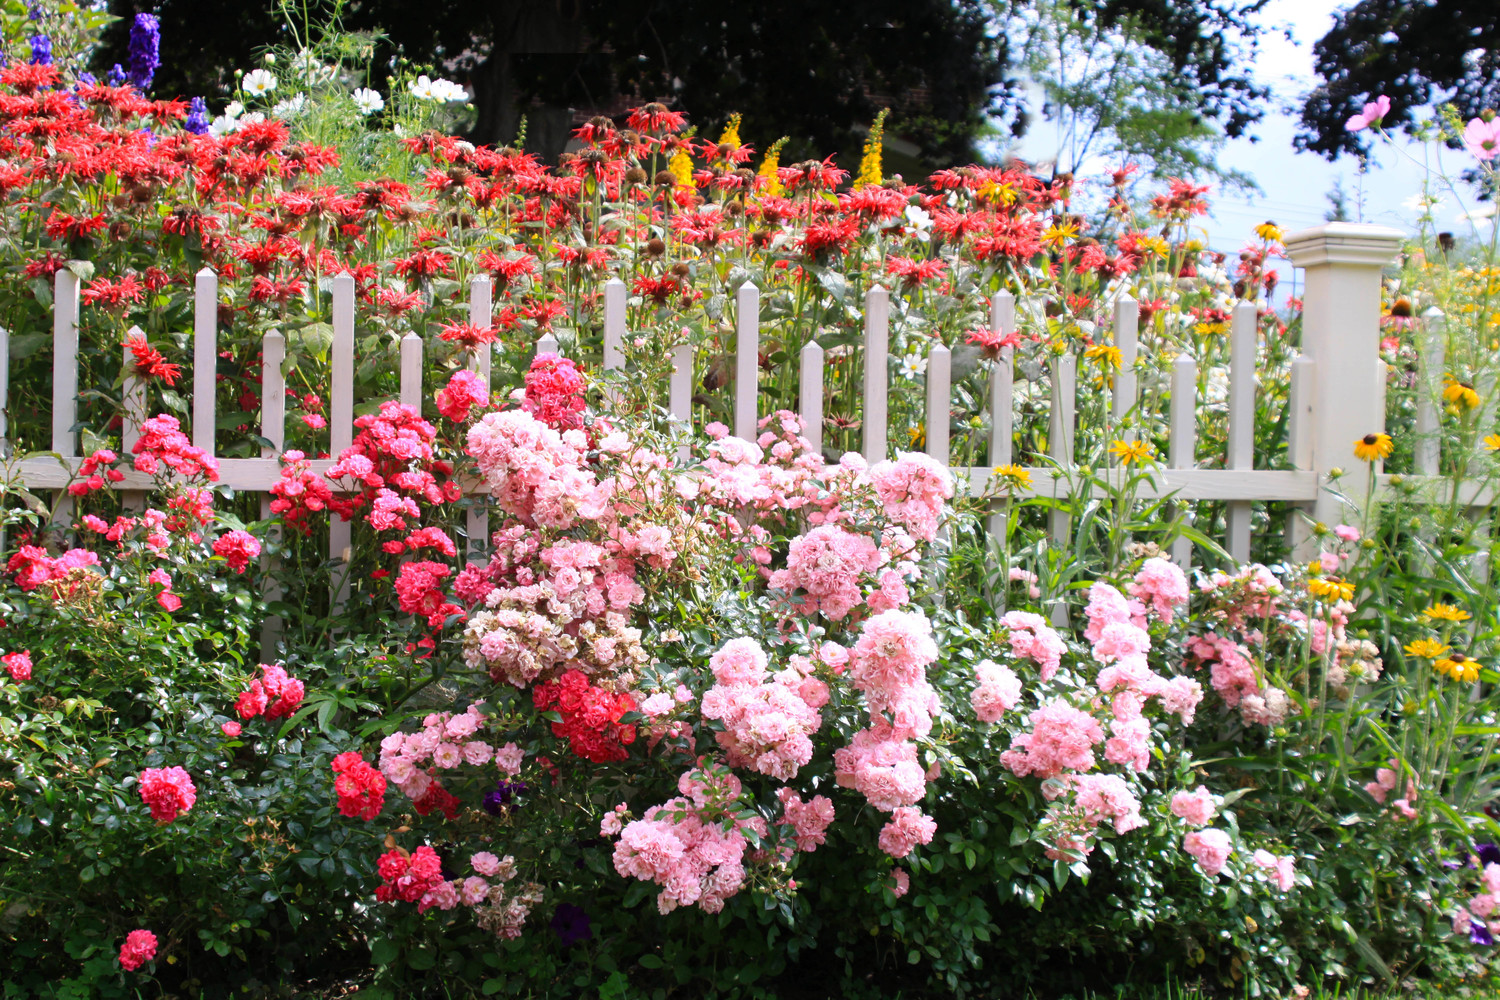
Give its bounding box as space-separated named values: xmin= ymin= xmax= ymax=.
xmin=1010 ymin=0 xmax=1491 ymax=258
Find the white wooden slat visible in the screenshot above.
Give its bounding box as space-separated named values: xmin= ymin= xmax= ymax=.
xmin=603 ymin=277 xmax=626 ymax=371
xmin=1048 ymin=352 xmax=1076 ymax=549
xmin=1414 ymin=307 xmax=1444 ymax=477
xmin=925 ymin=343 xmax=950 ymax=464
xmin=863 ymin=285 xmax=889 ymax=464
xmin=1285 ymin=354 xmax=1317 ymax=560
xmin=986 ymin=292 xmax=1015 ymax=560
xmin=121 ymin=326 xmax=147 ymax=454
xmin=799 ymin=340 xmax=824 ymax=457
xmin=329 ymin=273 xmax=356 ymax=611
xmin=670 ymin=342 xmax=694 ymax=463
xmin=469 ymin=275 xmax=493 ymax=384
xmin=735 ymin=282 xmax=759 ymax=441
xmin=0 ymin=325 xmax=9 ymax=455
xmin=52 ymin=269 xmax=79 ymax=457
xmin=1168 ymin=353 xmax=1197 ymax=569
xmin=1111 ymin=295 xmax=1139 ymax=426
xmin=260 ymin=329 xmax=287 ymax=456
xmin=1225 ymin=301 xmax=1257 ymax=563
xmin=193 ymin=268 xmax=217 ymax=454
xmin=400 ymin=332 xmax=423 ymax=409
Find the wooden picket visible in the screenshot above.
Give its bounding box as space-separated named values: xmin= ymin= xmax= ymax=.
xmin=18 ymin=221 xmax=1486 ymax=634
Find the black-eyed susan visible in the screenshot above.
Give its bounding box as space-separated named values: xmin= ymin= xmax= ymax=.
xmin=1485 ymin=434 xmax=1500 ymax=453
xmin=992 ymin=464 xmax=1033 ymax=492
xmin=1108 ymin=439 xmax=1154 ymax=465
xmin=1403 ymin=638 xmax=1450 ymax=659
xmin=1353 ymin=433 xmax=1394 ymax=462
xmin=1443 ymin=375 xmax=1481 ymax=412
xmin=1434 ymin=651 xmax=1481 ymax=683
xmin=1254 ymin=221 xmax=1284 ymax=243
xmin=1308 ymin=577 xmax=1355 ymax=602
xmin=1423 ymin=603 xmax=1471 ymax=622
xmin=1085 ymin=343 xmax=1123 ymax=369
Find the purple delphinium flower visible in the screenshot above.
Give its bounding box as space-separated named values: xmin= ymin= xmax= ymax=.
xmin=77 ymin=71 xmax=97 ymax=86
xmin=127 ymin=13 xmax=160 ymax=90
xmin=1476 ymin=843 xmax=1500 ymax=866
xmin=29 ymin=34 xmax=52 ymax=66
xmin=107 ymin=63 xmax=126 ymax=86
xmin=549 ymin=903 xmax=592 ymax=947
xmin=184 ymin=97 xmax=209 ymax=135
xmin=482 ymin=778 xmax=527 ymax=816
xmin=27 ymin=5 xmax=42 ymax=20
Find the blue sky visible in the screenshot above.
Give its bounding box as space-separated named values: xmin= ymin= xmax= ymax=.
xmin=1010 ymin=0 xmax=1489 ymax=256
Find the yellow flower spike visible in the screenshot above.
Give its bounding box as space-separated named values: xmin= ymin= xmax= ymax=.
xmin=992 ymin=464 xmax=1034 ymax=492
xmin=854 ymin=109 xmax=888 ymax=190
xmin=757 ymin=136 xmax=789 ymax=197
xmin=1108 ymin=439 xmax=1154 ymax=465
xmin=1423 ymin=603 xmax=1471 ymax=622
xmin=1403 ymin=638 xmax=1450 ymax=660
xmin=667 ymin=147 xmax=694 ymax=189
xmin=717 ymin=113 xmax=742 ymax=150
xmin=1353 ymin=432 xmax=1393 ymax=462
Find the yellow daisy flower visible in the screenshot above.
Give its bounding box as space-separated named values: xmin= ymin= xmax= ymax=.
xmin=1403 ymin=638 xmax=1450 ymax=659
xmin=1434 ymin=652 xmax=1481 ymax=683
xmin=1254 ymin=221 xmax=1284 ymax=243
xmin=1353 ymin=433 xmax=1393 ymax=462
xmin=1443 ymin=375 xmax=1480 ymax=412
xmin=1085 ymin=344 xmax=1123 ymax=370
xmin=1485 ymin=434 xmax=1500 ymax=453
xmin=992 ymin=464 xmax=1033 ymax=492
xmin=1308 ymin=577 xmax=1355 ymax=602
xmin=1108 ymin=439 xmax=1154 ymax=465
xmin=1423 ymin=603 xmax=1471 ymax=622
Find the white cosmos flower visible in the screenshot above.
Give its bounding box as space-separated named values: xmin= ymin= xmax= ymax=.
xmin=237 ymin=111 xmax=266 ymax=128
xmin=242 ymin=69 xmax=278 ymax=97
xmin=223 ymin=100 xmax=245 ymax=119
xmin=898 ymin=352 xmax=928 ymax=380
xmin=351 ymin=87 xmax=384 ymax=115
xmin=409 ymin=74 xmax=469 ymax=103
xmin=271 ymin=93 xmax=307 ymax=119
xmin=207 ymin=114 xmax=239 ymax=137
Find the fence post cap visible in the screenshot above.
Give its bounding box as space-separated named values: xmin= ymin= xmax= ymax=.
xmin=1283 ymin=222 xmax=1406 ymax=267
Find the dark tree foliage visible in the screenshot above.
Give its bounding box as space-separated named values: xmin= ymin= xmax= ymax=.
xmin=1068 ymin=0 xmax=1270 ymax=138
xmin=1297 ymin=0 xmax=1500 ymax=160
xmin=96 ymin=0 xmax=1268 ymax=167
xmin=97 ymin=0 xmax=1012 ymax=166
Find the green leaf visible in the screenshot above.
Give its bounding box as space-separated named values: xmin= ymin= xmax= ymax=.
xmin=637 ymin=954 xmax=664 ymax=969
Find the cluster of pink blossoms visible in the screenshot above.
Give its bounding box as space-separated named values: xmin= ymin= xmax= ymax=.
xmin=212 ymin=529 xmax=262 ymax=573
xmin=866 ymin=451 xmax=954 ymax=542
xmin=699 ymin=638 xmax=827 ymax=780
xmin=609 ymin=766 xmax=767 ymax=914
xmin=133 ymin=414 xmax=219 ymax=480
xmin=379 ymin=702 xmax=496 ymax=806
xmin=138 ymin=766 xmax=196 ymax=824
xmin=402 ymin=848 xmax=543 ymax=939
xmin=1452 ymin=863 xmax=1500 ymax=944
xmin=767 ymin=524 xmax=881 ymax=620
xmin=435 ymin=368 xmax=489 ymax=422
xmin=7 ymin=545 xmax=100 ymax=594
xmin=1364 ymin=759 xmax=1418 ymax=819
xmin=235 ymin=663 xmax=305 ymax=720
xmin=118 ymin=929 xmax=157 ymax=971
xmin=2 ymin=649 xmax=32 ymax=682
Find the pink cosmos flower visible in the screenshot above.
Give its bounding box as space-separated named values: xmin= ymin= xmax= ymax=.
xmin=1345 ymin=95 xmax=1390 ymax=132
xmin=1464 ymin=117 xmax=1500 ymax=162
xmin=119 ymin=929 xmax=158 ymax=970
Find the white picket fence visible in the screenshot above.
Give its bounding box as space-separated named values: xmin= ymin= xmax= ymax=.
xmin=3 ymin=221 xmax=1474 ymax=587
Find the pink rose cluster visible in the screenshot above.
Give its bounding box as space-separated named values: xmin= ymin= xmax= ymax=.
xmin=866 ymin=451 xmax=954 ymax=542
xmin=212 ymin=529 xmax=262 ymax=574
xmin=1183 ymin=828 xmax=1233 ymax=877
xmin=767 ymin=524 xmax=881 ymax=620
xmin=970 ymin=659 xmax=1022 ymax=722
xmin=1363 ymin=759 xmax=1418 ymax=819
xmin=609 ymin=766 xmax=768 ymax=914
xmin=2 ymin=649 xmax=32 ymax=682
xmin=699 ymin=638 xmax=827 ymax=781
xmin=999 ymin=610 xmax=1066 ymax=680
xmin=7 ymin=545 xmax=101 ymax=594
xmin=234 ymin=663 xmax=305 ymax=721
xmin=466 ymin=409 xmax=604 ymax=531
xmin=138 ymin=765 xmax=196 ymax=824
xmin=118 ymin=928 xmax=157 ymax=970
xmin=379 ymin=702 xmax=496 ymax=804
xmin=435 ymin=368 xmax=490 ymax=423
xmin=132 ymin=414 xmax=219 ymax=480
xmin=379 ymin=843 xmax=540 ymax=939
xmin=776 ymin=788 xmax=836 ymax=852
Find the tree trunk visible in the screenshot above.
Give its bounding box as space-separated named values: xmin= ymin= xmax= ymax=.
xmin=465 ymin=0 xmax=586 ymax=162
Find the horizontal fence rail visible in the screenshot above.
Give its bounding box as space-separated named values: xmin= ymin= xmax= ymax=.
xmin=4 ymin=222 xmax=1466 ymax=583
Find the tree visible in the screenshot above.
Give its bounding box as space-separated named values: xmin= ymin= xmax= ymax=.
xmin=97 ymin=0 xmax=1012 ymax=166
xmin=1297 ymin=0 xmax=1500 ymax=160
xmin=1002 ymin=0 xmax=1258 ymax=186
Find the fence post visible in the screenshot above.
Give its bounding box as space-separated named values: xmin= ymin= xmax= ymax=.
xmin=1283 ymin=223 xmax=1404 ymax=538
xmin=863 ymin=286 xmax=889 ymax=465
